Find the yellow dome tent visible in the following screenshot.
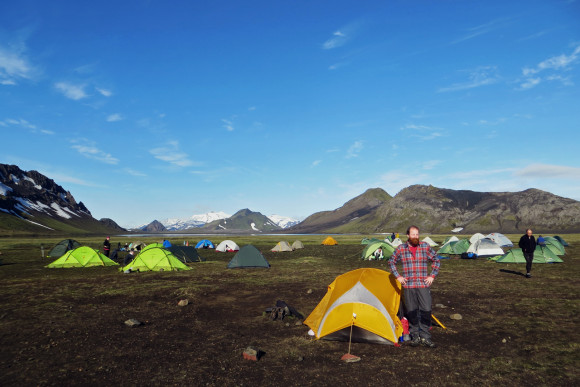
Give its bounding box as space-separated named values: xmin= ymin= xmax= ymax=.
xmin=321 ymin=236 xmax=338 ymax=246
xmin=304 ymin=268 xmax=403 ymax=344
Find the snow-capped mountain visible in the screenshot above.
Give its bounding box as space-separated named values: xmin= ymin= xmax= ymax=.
xmin=162 ymin=211 xmax=230 ymax=231
xmin=267 ymin=214 xmax=301 ymax=229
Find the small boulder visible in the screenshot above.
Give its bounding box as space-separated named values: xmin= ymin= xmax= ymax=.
xmin=124 ymin=318 xmax=142 ymax=327
xmin=450 ymin=313 xmax=463 ymax=320
xmin=306 ymin=289 xmax=313 ymax=294
xmin=435 ymin=303 xmax=448 ymax=309
xmin=178 ymin=299 xmax=189 ymax=307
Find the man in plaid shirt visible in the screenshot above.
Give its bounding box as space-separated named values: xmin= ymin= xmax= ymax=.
xmin=389 ymin=225 xmax=440 ymax=348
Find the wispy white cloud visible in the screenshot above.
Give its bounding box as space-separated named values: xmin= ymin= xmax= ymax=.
xmin=222 ymin=118 xmax=234 ymax=131
xmin=346 ymin=140 xmax=363 ymax=159
xmin=519 ymin=44 xmax=580 ymax=89
xmin=322 ymin=20 xmax=363 ymax=50
xmin=515 ymin=163 xmax=580 ymax=179
xmin=311 ymin=160 xmax=322 ymax=167
xmin=452 ymin=18 xmax=510 ymax=44
xmin=447 ymin=168 xmax=516 ymax=180
xmin=519 ymin=77 xmax=541 ymax=89
xmin=96 ymin=87 xmax=112 ymax=97
xmin=400 ymin=124 xmax=445 ymax=140
xmin=422 ymin=160 xmax=441 ymax=170
xmin=106 ymin=113 xmax=123 ymax=122
xmin=438 ymin=66 xmax=499 ymax=92
xmin=71 ymin=140 xmax=119 ymax=164
xmin=150 ymin=140 xmax=197 ymax=167
xmin=55 ymin=82 xmax=88 ymax=100
xmin=248 ymin=106 xmax=256 ymax=111
xmin=0 ymin=41 xmax=36 ymax=85
xmin=123 ymin=168 xmax=147 ymax=177
xmin=0 ymin=117 xmax=53 ymax=135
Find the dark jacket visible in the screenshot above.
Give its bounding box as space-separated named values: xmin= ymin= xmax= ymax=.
xmin=518 ymin=234 xmax=536 ymax=253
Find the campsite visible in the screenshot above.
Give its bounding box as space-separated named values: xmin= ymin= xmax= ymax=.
xmin=0 ymin=234 xmax=579 ymax=386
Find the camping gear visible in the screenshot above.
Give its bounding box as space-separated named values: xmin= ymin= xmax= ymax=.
xmin=265 ymin=300 xmax=304 ymax=321
xmin=140 ymin=242 xmax=163 ymax=252
xmin=361 ymin=238 xmax=382 ymax=245
xmin=543 ymin=237 xmax=565 ymax=255
xmin=322 ymin=236 xmax=338 ymax=246
xmin=167 ymin=246 xmax=205 ymax=262
xmin=422 ymin=237 xmax=438 ymax=247
xmin=216 ymin=240 xmax=240 ymax=252
xmin=291 ymin=240 xmax=304 ymax=250
xmin=553 ymin=235 xmax=569 ymax=246
xmin=485 ymin=233 xmax=513 ymax=247
xmin=388 ymin=238 xmax=403 ymax=247
xmin=271 ymin=241 xmax=293 ymax=252
xmin=495 ymin=247 xmax=563 ymax=264
xmin=469 ymin=233 xmax=485 ymax=244
xmin=467 ymin=238 xmax=504 ymax=257
xmin=304 ymin=268 xmax=403 ymax=345
xmin=438 ymin=239 xmax=470 ymax=255
xmin=47 ymin=239 xmax=81 ymax=258
xmin=443 ymin=235 xmax=459 ymax=244
xmin=128 ymin=241 xmax=147 ymax=251
xmin=47 ymin=246 xmax=118 ymax=268
xmin=195 ymin=239 xmax=215 ymax=249
xmin=227 ymin=245 xmax=270 ymax=269
xmin=120 ymin=247 xmax=191 ymax=272
xmin=340 ymin=313 xmax=361 ymax=363
xmin=361 ymin=242 xmax=394 ymax=260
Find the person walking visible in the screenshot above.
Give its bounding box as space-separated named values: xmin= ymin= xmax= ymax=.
xmin=103 ymin=236 xmax=111 ymax=258
xmin=518 ymin=229 xmax=536 ymax=278
xmin=389 ymin=225 xmax=440 ymax=348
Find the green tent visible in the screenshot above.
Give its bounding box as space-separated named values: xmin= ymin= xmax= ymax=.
xmin=47 ymin=239 xmax=81 ymax=258
xmin=553 ymin=235 xmax=569 ymax=247
xmin=167 ymin=246 xmax=205 ymax=263
xmin=227 ymin=245 xmax=270 ymax=269
xmin=47 ymin=246 xmax=118 ymax=268
xmin=121 ymin=247 xmax=190 ymax=272
xmin=141 ymin=242 xmax=164 ymax=252
xmin=543 ymin=237 xmax=565 ymax=255
xmin=495 ymin=247 xmax=563 ymax=264
xmin=361 ymin=242 xmax=395 ymax=260
xmin=361 ymin=238 xmax=383 ymax=245
xmin=438 ymin=239 xmax=469 ymax=255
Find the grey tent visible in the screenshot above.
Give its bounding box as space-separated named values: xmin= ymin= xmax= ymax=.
xmin=292 ymin=240 xmax=304 ymax=249
xmin=227 ymin=245 xmax=270 ymax=269
xmin=47 ymin=239 xmax=81 ymax=258
xmin=168 ymin=246 xmax=205 ymax=263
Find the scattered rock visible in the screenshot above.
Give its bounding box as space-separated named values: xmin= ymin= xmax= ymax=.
xmin=306 ymin=289 xmax=313 ymax=294
xmin=295 ymin=320 xmax=303 ymax=326
xmin=502 ymin=338 xmax=507 ymax=343
xmin=178 ymin=299 xmax=189 ymax=307
xmin=298 ymin=356 xmax=304 ymax=362
xmin=285 ymin=322 xmax=290 ymax=327
xmin=449 ymin=313 xmax=463 ymax=320
xmin=435 ymin=303 xmax=448 ymax=309
xmin=124 ymin=318 xmax=142 ymax=327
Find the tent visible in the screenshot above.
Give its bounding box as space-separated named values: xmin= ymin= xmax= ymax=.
xmin=438 ymin=239 xmax=470 ymax=255
xmin=215 ymin=240 xmax=240 ymax=252
xmin=322 ymin=236 xmax=338 ymax=246
xmin=422 ymin=237 xmax=438 ymax=247
xmin=121 ymin=247 xmax=190 ymax=272
xmin=543 ymin=237 xmax=565 ymax=255
xmin=443 ymin=235 xmax=459 ymax=244
xmin=361 ymin=242 xmax=395 ymax=260
xmin=47 ymin=239 xmax=81 ymax=258
xmin=128 ymin=241 xmax=147 ymax=251
xmin=495 ymin=247 xmax=563 ymax=264
xmin=271 ymin=241 xmax=293 ymax=252
xmin=466 ymin=238 xmax=504 ymax=257
xmin=485 ymin=233 xmax=513 ymax=247
xmin=47 ymin=246 xmax=118 ymax=268
xmin=304 ymin=268 xmax=403 ymax=345
xmin=141 ymin=242 xmax=163 ymax=252
xmin=227 ymin=245 xmax=270 ymax=269
xmin=553 ymin=236 xmax=569 ymax=247
xmin=167 ymin=246 xmax=205 ymax=263
xmin=361 ymin=238 xmax=382 ymax=245
xmin=388 ymin=238 xmax=403 ymax=247
xmin=292 ymin=240 xmax=304 ymax=250
xmin=469 ymin=233 xmax=486 ymax=244
xmin=195 ymin=239 xmax=215 ymax=249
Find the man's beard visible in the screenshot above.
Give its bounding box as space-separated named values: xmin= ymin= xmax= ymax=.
xmin=408 ymin=237 xmax=420 ymax=246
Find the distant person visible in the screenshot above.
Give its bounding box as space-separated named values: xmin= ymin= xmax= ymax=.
xmin=518 ymin=229 xmax=536 ymax=278
xmin=124 ymin=249 xmax=136 ymax=266
xmin=537 ymin=235 xmax=546 ymax=246
xmin=123 ymin=243 xmax=129 ymax=251
xmin=103 ymin=236 xmax=111 ymax=257
xmin=162 ymin=239 xmax=172 ymax=248
xmin=389 ymin=225 xmax=440 ymax=348
xmin=391 ymin=232 xmax=396 ymax=241
xmin=373 ymin=247 xmax=383 ymax=260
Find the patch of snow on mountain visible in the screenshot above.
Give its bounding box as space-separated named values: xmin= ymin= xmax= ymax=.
xmin=267 ymin=214 xmax=301 ymax=229
xmin=9 ymin=174 xmax=20 ymax=184
xmin=0 ymin=182 xmax=13 ymax=195
xmin=25 ymin=219 xmax=55 ymax=230
xmin=162 ymin=211 xmax=231 ymax=230
xmin=218 ymin=224 xmax=226 ymax=230
xmin=23 ymin=176 xmax=42 ymax=189
xmin=50 ymin=203 xmax=72 ymax=219
xmin=251 ymin=222 xmax=259 ymax=231
xmin=62 ymin=206 xmax=80 ymax=217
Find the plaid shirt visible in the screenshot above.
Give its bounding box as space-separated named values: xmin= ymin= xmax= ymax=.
xmin=389 ymin=241 xmax=440 ymax=288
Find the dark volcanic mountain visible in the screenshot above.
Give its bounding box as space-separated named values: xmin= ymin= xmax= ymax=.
xmin=289 ymin=185 xmax=580 ymax=234
xmin=201 ymin=208 xmax=281 ymax=232
xmin=0 ymin=163 xmax=126 ymax=235
xmin=140 ymin=220 xmax=167 ymax=232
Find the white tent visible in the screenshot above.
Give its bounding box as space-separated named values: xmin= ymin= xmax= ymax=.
xmin=469 ymin=233 xmax=485 ymax=244
xmin=215 ymin=240 xmax=240 ymax=252
xmin=422 ymin=237 xmax=438 ymax=247
xmin=467 ymin=238 xmax=504 ymax=257
xmin=388 ymin=238 xmax=403 ymax=247
xmin=485 ymin=233 xmax=513 ymax=247
xmin=271 ymin=241 xmax=293 ymax=252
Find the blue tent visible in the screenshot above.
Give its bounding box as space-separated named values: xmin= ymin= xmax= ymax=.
xmin=195 ymin=239 xmax=215 ymax=249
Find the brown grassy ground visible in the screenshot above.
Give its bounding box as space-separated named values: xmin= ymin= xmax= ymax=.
xmin=0 ymin=234 xmax=578 ymax=386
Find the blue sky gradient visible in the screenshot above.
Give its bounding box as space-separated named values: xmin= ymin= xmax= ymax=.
xmin=1 ymin=0 xmax=579 ymax=227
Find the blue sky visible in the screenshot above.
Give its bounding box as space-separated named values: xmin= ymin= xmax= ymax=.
xmin=1 ymin=0 xmax=580 ymax=228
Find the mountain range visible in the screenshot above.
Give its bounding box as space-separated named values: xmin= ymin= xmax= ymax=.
xmin=1 ymin=163 xmax=579 ymax=235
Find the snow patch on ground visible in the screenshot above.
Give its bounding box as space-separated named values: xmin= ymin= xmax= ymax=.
xmin=218 ymin=224 xmax=226 ymax=230
xmin=23 ymin=176 xmax=42 ymax=189
xmin=62 ymin=206 xmax=80 ymax=217
xmin=50 ymin=203 xmax=72 ymax=219
xmin=9 ymin=174 xmax=20 ymax=184
xmin=24 ymin=219 xmax=55 ymax=230
xmin=250 ymin=222 xmax=259 ymax=231
xmin=0 ymin=182 xmax=13 ymax=195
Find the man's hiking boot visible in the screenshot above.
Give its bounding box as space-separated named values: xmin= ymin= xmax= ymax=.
xmin=525 ymin=273 xmax=532 ymax=278
xmin=409 ymin=336 xmax=421 ymax=347
xmin=421 ymin=338 xmax=437 ymax=348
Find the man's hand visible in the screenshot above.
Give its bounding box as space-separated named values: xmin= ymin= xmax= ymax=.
xmin=397 ymin=276 xmax=407 ymax=286
xmin=424 ymin=276 xmax=434 ymax=286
